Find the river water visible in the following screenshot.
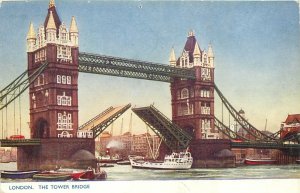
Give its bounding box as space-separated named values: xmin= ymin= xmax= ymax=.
xmin=1 ymin=162 xmax=300 ymax=181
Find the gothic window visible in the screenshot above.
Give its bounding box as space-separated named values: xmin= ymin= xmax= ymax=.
xmin=62 ymin=75 xmax=66 ymax=84
xmin=67 ymin=76 xmax=71 ymax=84
xmin=57 ymin=92 xmax=72 ymax=106
xmin=201 ymin=102 xmax=211 ymax=115
xmin=57 ymin=45 xmax=72 ymax=62
xmin=200 ymin=89 xmax=210 ymax=98
xmin=201 ymin=68 xmax=211 ymax=81
xmin=38 ymin=74 xmax=44 ymax=85
xmin=57 ymin=75 xmax=61 ymax=83
xmin=181 ymin=88 xmax=189 ymax=99
xmin=57 ymin=112 xmax=72 ymax=130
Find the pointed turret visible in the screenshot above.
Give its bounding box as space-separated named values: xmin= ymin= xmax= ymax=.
xmin=46 ymin=11 xmax=56 ymax=42
xmin=46 ymin=11 xmax=56 ymax=29
xmin=193 ymin=41 xmax=201 ymax=57
xmin=49 ymin=0 xmax=55 ymax=8
xmin=193 ymin=41 xmax=201 ymax=66
xmin=169 ymin=47 xmax=176 ymax=66
xmin=27 ymin=22 xmax=36 ymax=40
xmin=70 ymin=16 xmax=79 ymax=47
xmin=208 ymin=43 xmax=214 ymax=57
xmin=26 ymin=22 xmax=36 ymax=52
xmin=207 ymin=43 xmax=214 ymax=68
xmin=70 ymin=16 xmax=78 ymax=33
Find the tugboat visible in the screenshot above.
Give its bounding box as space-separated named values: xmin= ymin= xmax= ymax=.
xmin=130 ymin=152 xmax=193 ymax=170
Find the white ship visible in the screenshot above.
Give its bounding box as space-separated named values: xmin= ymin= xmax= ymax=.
xmin=130 ymin=152 xmax=193 ymax=170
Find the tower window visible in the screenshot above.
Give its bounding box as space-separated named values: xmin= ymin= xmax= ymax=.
xmin=57 ymin=75 xmax=61 ymax=83
xmin=201 ymin=102 xmax=210 ymax=115
xmin=181 ymin=88 xmax=189 ymax=99
xmin=67 ymin=76 xmax=71 ymax=84
xmin=200 ymin=89 xmax=210 ymax=98
xmin=62 ymin=76 xmax=66 ymax=84
xmin=57 ymin=112 xmax=73 ymax=130
xmin=57 ymin=92 xmax=72 ymax=106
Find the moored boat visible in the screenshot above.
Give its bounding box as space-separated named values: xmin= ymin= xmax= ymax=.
xmin=130 ymin=152 xmax=193 ymax=170
xmin=1 ymin=170 xmax=39 ymax=179
xmin=244 ymin=158 xmax=276 ymax=165
xmin=54 ymin=168 xmax=94 ymax=180
xmin=33 ymin=173 xmax=72 ymax=181
xmin=117 ymin=160 xmax=131 ymax=165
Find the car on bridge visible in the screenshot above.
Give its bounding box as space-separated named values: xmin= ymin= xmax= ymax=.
xmin=9 ymin=135 xmax=25 ymax=140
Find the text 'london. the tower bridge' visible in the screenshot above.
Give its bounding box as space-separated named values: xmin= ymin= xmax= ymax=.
xmin=0 ymin=0 xmax=299 ymax=170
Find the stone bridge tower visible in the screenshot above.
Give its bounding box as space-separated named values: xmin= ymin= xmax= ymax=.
xmin=18 ymin=0 xmax=94 ymax=171
xmin=170 ymin=31 xmax=219 ymax=140
xmin=27 ymin=1 xmax=79 ymax=139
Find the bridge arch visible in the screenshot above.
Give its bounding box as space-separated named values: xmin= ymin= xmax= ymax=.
xmin=33 ymin=118 xmax=49 ymax=138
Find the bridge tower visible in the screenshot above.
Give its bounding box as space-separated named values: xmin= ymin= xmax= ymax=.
xmin=27 ymin=1 xmax=79 ymax=138
xmin=17 ymin=0 xmax=94 ymax=171
xmin=170 ymin=31 xmax=218 ymax=140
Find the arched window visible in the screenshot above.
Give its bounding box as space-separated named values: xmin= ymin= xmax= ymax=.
xmin=58 ymin=131 xmax=73 ymax=138
xmin=181 ymin=88 xmax=189 ymax=99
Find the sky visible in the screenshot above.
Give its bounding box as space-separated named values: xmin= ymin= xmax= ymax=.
xmin=0 ymin=0 xmax=299 ymax=138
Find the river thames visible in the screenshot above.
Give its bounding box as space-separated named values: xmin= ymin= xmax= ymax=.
xmin=1 ymin=162 xmax=300 ymax=193
xmin=1 ymin=162 xmax=300 ymax=181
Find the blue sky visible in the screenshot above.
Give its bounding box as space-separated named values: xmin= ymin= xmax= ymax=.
xmin=0 ymin=1 xmax=299 ymax=137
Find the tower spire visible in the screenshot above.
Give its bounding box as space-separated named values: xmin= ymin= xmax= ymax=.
xmin=169 ymin=47 xmax=176 ymax=66
xmin=49 ymin=0 xmax=55 ymax=8
xmin=46 ymin=11 xmax=56 ymax=29
xmin=27 ymin=22 xmax=36 ymax=40
xmin=70 ymin=16 xmax=79 ymax=33
xmin=208 ymin=43 xmax=214 ymax=57
xmin=193 ymin=41 xmax=201 ymax=56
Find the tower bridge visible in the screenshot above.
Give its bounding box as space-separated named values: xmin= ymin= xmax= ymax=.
xmin=0 ymin=1 xmax=299 ymax=169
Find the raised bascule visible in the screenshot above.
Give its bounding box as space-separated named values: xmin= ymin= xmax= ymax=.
xmin=0 ymin=1 xmax=299 ymax=169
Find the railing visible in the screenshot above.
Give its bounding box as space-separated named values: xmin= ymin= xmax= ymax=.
xmin=231 ymin=141 xmax=300 ymax=149
xmin=78 ymin=52 xmax=195 ymax=82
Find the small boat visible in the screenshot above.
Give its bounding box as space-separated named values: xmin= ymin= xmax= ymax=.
xmin=117 ymin=160 xmax=131 ymax=165
xmin=296 ymin=160 xmax=300 ymax=164
xmin=98 ymin=156 xmax=123 ymax=163
xmin=1 ymin=170 xmax=39 ymax=179
xmin=244 ymin=158 xmax=276 ymax=165
xmin=130 ymin=152 xmax=193 ymax=170
xmin=99 ymin=163 xmax=114 ymax=167
xmin=33 ymin=173 xmax=72 ymax=181
xmin=78 ymin=170 xmax=107 ymax=181
xmin=54 ymin=168 xmax=93 ymax=180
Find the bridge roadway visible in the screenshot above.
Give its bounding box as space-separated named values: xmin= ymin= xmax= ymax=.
xmin=231 ymin=141 xmax=300 ymax=150
xmin=1 ymin=138 xmax=300 ymax=150
xmin=0 ymin=139 xmax=41 ymax=147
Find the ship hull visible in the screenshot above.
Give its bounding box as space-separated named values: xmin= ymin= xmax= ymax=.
xmin=244 ymin=158 xmax=276 ymax=165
